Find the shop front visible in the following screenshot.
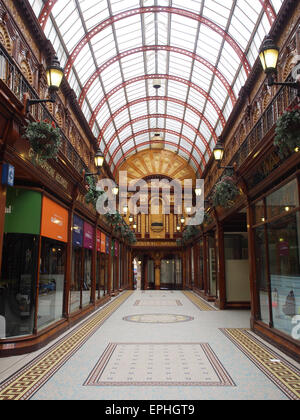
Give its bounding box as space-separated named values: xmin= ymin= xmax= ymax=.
xmin=0 ymin=189 xmax=68 ymax=338
xmin=252 ymin=176 xmax=300 ymax=344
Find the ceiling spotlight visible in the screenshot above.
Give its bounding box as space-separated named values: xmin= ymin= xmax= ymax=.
xmin=153 ymin=79 xmax=162 ymax=89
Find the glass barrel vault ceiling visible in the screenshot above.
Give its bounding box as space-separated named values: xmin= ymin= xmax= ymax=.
xmin=29 ymin=0 xmax=284 ymax=176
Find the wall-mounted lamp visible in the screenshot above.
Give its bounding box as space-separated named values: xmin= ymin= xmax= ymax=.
xmin=129 ymin=215 xmax=134 ymax=223
xmin=180 ymin=216 xmax=185 ymax=224
xmin=84 ymin=148 xmax=105 ymax=179
xmin=26 ymin=56 xmax=64 ymax=113
xmin=195 ymin=187 xmax=202 ymax=197
xmin=259 ymin=36 xmax=300 ymax=96
xmin=213 ymin=139 xmax=234 ymax=170
xmin=112 ymin=186 xmax=119 ymax=196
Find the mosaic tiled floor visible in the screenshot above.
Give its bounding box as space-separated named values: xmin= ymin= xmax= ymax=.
xmin=123 ymin=314 xmax=194 ymax=324
xmin=134 ymin=299 xmax=183 ymax=307
xmin=84 ymin=343 xmax=235 ymax=387
xmin=183 ymin=291 xmax=217 ymax=311
xmin=221 ymin=329 xmax=300 ymax=401
xmin=0 ymin=291 xmax=132 ymax=401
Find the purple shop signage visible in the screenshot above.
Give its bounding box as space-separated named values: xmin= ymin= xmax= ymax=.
xmin=84 ymin=222 xmax=94 ymax=249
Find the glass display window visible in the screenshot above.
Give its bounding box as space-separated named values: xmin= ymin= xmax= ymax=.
xmin=266 ymin=179 xmax=299 ymax=221
xmin=37 ymin=238 xmax=66 ymax=331
xmin=0 ymin=234 xmax=39 ymax=338
xmin=268 ymin=212 xmax=300 ymax=339
xmin=70 ymin=215 xmax=84 ymax=313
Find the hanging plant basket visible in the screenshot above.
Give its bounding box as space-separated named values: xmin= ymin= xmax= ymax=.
xmin=212 ymin=174 xmax=241 ymax=209
xmin=182 ymin=225 xmax=200 ymax=244
xmin=85 ymin=175 xmax=104 ymax=208
xmin=274 ymin=104 xmax=300 ymax=158
xmin=24 ymin=119 xmax=61 ymax=163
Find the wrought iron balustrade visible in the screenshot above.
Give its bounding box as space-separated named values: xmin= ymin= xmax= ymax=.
xmin=0 ymin=44 xmax=88 ymax=176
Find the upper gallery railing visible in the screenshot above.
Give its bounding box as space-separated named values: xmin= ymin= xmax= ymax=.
xmin=0 ymin=44 xmax=88 ymax=176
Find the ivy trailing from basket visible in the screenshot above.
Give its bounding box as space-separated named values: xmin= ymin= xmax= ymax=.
xmin=274 ymin=104 xmax=300 ymax=158
xmin=24 ymin=119 xmax=61 ymax=164
xmin=212 ymin=173 xmax=241 ymax=208
xmin=85 ymin=175 xmax=104 ymax=208
xmin=105 ymin=212 xmax=137 ymax=244
xmin=182 ymin=225 xmax=200 ymax=244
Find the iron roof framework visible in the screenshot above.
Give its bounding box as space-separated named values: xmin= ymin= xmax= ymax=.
xmin=28 ymin=0 xmax=283 ymax=176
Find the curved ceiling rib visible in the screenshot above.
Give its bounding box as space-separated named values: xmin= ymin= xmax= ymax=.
xmin=78 ymin=46 xmax=237 ymax=108
xmin=112 ymin=137 xmax=203 ymax=177
xmin=89 ymin=75 xmax=226 ymax=130
xmin=29 ymin=0 xmax=283 ymax=175
xmin=104 ymin=114 xmax=212 ymax=158
xmin=64 ymin=6 xmax=251 ymax=79
xmin=97 ymin=96 xmax=217 ymax=148
xmin=109 ymin=128 xmax=206 ymax=169
xmin=38 ymin=0 xmax=277 ymax=33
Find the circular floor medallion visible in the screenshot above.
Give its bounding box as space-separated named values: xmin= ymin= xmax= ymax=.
xmin=123 ymin=314 xmax=194 ymax=324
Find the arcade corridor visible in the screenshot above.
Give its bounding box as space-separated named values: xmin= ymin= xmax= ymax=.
xmin=0 ymin=290 xmax=299 ymax=400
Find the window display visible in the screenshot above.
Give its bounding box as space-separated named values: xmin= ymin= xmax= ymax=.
xmin=37 ymin=238 xmax=66 ymax=331
xmin=1 ymin=234 xmax=38 ymax=338
xmin=254 ymin=178 xmax=300 ymax=341
xmin=82 ymin=222 xmax=94 ymax=307
xmin=70 ymin=215 xmax=83 ymax=313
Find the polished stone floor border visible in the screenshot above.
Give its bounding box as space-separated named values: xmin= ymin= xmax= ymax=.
xmin=0 ymin=292 xmax=133 ymax=401
xmin=221 ymin=328 xmax=300 ymax=401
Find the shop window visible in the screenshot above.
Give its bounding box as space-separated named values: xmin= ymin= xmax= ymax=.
xmin=37 ymin=238 xmax=66 ymax=331
xmin=224 ymin=234 xmax=250 ymax=303
xmin=0 ymin=234 xmax=38 ymax=338
xmin=70 ymin=246 xmax=82 ymax=313
xmin=82 ymin=249 xmax=92 ymax=307
xmin=208 ymin=235 xmax=217 ymax=297
xmin=268 ymin=212 xmax=300 ymax=339
xmin=254 ymin=200 xmax=265 ymax=224
xmin=266 ymin=179 xmax=299 ymax=220
xmin=254 ymin=226 xmax=270 ymax=325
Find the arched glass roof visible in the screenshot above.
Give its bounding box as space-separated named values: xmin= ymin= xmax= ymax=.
xmin=28 ymin=0 xmax=284 ymax=175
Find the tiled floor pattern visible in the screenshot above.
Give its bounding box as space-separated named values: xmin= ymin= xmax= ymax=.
xmin=221 ymin=328 xmax=300 ymax=400
xmin=0 ymin=290 xmax=299 ymax=400
xmin=134 ymin=299 xmax=183 ymax=307
xmin=183 ymin=291 xmax=218 ymax=311
xmin=0 ymin=291 xmax=132 ymax=400
xmin=84 ymin=343 xmax=235 ymax=387
xmin=123 ymin=314 xmax=194 ymax=324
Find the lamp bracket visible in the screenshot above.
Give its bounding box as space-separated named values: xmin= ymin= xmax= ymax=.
xmin=26 ymin=98 xmax=55 ymax=114
xmin=84 ymin=170 xmax=101 ymax=180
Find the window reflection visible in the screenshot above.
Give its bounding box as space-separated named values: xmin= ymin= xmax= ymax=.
xmin=37 ymin=238 xmax=66 ymax=331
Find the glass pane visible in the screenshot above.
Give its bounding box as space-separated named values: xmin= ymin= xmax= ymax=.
xmin=266 ymin=179 xmax=299 ymax=220
xmin=268 ymin=212 xmax=300 ymax=340
xmin=255 ymin=226 xmax=270 ymax=325
xmin=37 ymin=238 xmax=66 ymax=331
xmin=225 ymin=234 xmax=250 ymax=303
xmin=1 ymin=234 xmax=38 ymax=338
xmin=208 ymin=235 xmax=217 ymax=297
xmin=70 ymin=247 xmax=82 ymax=313
xmin=82 ymin=249 xmax=92 ymax=307
xmin=254 ymin=200 xmax=265 ymax=224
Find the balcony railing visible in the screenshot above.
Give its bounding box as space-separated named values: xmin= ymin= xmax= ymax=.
xmin=0 ymin=44 xmax=88 ymax=176
xmin=228 ymin=81 xmax=297 ymax=169
xmin=206 ymin=76 xmax=298 ymax=198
